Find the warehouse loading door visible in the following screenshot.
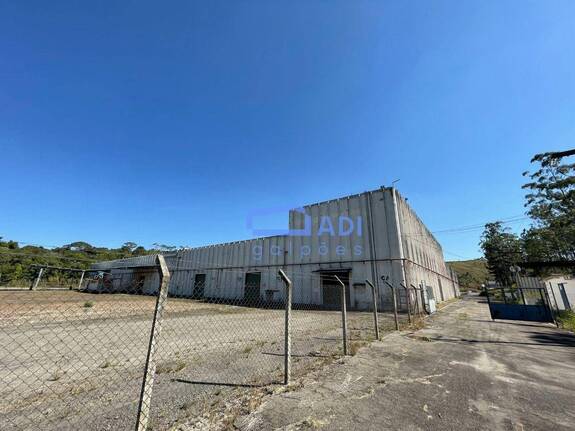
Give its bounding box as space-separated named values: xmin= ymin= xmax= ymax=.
xmin=244 ymin=272 xmax=261 ymax=304
xmin=192 ymin=273 xmax=206 ymax=299
xmin=132 ymin=271 xmax=146 ymax=295
xmin=321 ymin=271 xmax=351 ymax=310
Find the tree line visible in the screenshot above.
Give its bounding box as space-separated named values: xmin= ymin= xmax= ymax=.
xmin=0 ymin=240 xmax=180 ymax=286
xmin=480 ymin=149 xmax=575 ymax=285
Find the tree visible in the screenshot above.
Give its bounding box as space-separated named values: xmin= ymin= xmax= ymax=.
xmin=133 ymin=246 xmax=147 ymax=256
xmin=522 ymin=149 xmax=575 ymax=261
xmin=480 ymin=222 xmax=522 ymax=285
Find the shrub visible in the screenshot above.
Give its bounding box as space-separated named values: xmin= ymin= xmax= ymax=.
xmin=556 ymin=310 xmax=575 ymax=332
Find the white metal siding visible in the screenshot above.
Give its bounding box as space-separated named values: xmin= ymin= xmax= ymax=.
xmin=90 ymin=188 xmax=459 ymax=309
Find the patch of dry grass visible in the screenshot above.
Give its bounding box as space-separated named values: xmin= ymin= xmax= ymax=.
xmin=349 ymin=341 xmax=368 ymax=356
xmin=156 ymin=360 xmax=187 ymax=374
xmin=301 ymin=417 xmax=328 ymax=429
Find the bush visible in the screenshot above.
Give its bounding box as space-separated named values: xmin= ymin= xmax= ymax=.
xmin=556 ymin=310 xmax=575 ymax=332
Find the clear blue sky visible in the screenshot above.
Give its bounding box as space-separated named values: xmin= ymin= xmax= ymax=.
xmin=1 ymin=1 xmax=574 ymax=260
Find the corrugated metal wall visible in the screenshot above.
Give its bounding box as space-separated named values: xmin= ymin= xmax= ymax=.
xmin=395 ymin=189 xmax=459 ymax=302
xmin=91 ymin=188 xmax=460 ymax=310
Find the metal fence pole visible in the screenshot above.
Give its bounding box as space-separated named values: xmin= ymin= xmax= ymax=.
xmin=519 ymin=287 xmax=526 ymax=305
xmin=401 ymin=283 xmax=412 ymax=324
xmin=76 ymin=270 xmax=85 ymax=291
xmin=135 ymin=255 xmax=171 ymax=431
xmin=410 ymin=284 xmax=421 ymax=316
xmin=365 ymin=279 xmax=380 ymax=340
xmin=548 ymin=282 xmax=560 ymax=311
xmin=542 ymin=287 xmax=559 ymax=327
xmin=382 ymin=278 xmax=400 ymax=330
xmin=484 ymin=285 xmax=494 ymax=320
xmin=30 ymin=267 xmax=44 ymax=291
xmin=334 ymin=275 xmax=348 ymax=355
xmin=420 ymin=281 xmax=426 ymax=313
xmin=278 ymin=269 xmax=292 ymax=385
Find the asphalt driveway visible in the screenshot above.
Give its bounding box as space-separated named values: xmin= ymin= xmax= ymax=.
xmin=236 ymin=293 xmax=575 ymax=430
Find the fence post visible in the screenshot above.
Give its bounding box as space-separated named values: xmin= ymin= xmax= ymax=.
xmin=548 ymin=282 xmax=560 ymax=311
xmin=484 ymin=285 xmax=494 ymax=320
xmin=542 ymin=287 xmax=559 ymax=327
xmin=382 ymin=278 xmax=400 ymax=330
xmin=135 ymin=255 xmax=171 ymax=431
xmin=547 ymin=283 xmax=561 ymax=328
xmin=278 ymin=269 xmax=292 ymax=385
xmin=401 ymin=283 xmax=412 ymax=324
xmin=501 ymin=287 xmax=507 ymax=304
xmin=420 ymin=281 xmax=426 ymax=313
xmin=519 ymin=287 xmax=526 ymax=305
xmin=30 ymin=267 xmax=44 ymax=291
xmin=334 ymin=275 xmax=348 ymax=355
xmin=76 ymin=270 xmax=85 ymax=291
xmin=410 ymin=284 xmax=421 ymax=316
xmin=365 ymin=279 xmax=380 ymax=340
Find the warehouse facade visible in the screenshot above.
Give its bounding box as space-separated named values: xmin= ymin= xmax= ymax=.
xmin=88 ymin=187 xmax=459 ymax=311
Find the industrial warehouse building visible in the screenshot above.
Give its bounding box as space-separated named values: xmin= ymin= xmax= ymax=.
xmin=88 ymin=187 xmax=460 ymax=311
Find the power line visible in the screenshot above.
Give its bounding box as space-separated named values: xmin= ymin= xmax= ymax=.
xmin=432 ymin=217 xmax=529 ymax=235
xmin=401 ymin=215 xmax=530 ymax=238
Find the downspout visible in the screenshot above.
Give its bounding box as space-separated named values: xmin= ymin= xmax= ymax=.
xmin=366 ymin=192 xmax=379 ymax=305
xmin=391 ymin=188 xmax=409 ymax=304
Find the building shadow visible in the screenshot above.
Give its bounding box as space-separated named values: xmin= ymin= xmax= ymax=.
xmin=472 ymin=319 xmax=556 ymax=329
xmin=426 ymin=332 xmax=575 ymax=349
xmin=262 ymin=351 xmax=332 ymax=358
xmin=172 ymin=378 xmax=277 ymax=388
xmin=527 ymin=332 xmax=575 ymax=347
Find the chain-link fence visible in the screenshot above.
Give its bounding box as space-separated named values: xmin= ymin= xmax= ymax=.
xmin=1 ymin=255 xmax=422 ymax=430
xmin=0 ymin=265 xmax=83 ymax=290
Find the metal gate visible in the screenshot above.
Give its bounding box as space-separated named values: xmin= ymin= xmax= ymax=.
xmin=484 ymin=286 xmax=554 ymax=323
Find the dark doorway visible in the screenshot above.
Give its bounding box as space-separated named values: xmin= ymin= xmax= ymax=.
xmin=321 ymin=271 xmax=351 ymax=310
xmin=244 ymin=272 xmax=261 ymax=304
xmin=193 ymin=273 xmax=206 ymax=298
xmin=133 ymin=273 xmax=146 ymax=294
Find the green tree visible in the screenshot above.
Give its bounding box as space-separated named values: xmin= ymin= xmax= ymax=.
xmin=480 ymin=222 xmax=522 ymax=285
xmin=522 ymin=149 xmax=575 ymax=261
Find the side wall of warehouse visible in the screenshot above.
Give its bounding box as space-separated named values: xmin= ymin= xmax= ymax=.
xmin=395 ymin=191 xmax=460 ymax=302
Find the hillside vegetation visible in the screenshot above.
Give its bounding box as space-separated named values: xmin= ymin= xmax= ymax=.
xmin=448 ymin=258 xmax=489 ymax=290
xmin=0 ymin=239 xmax=158 ymax=287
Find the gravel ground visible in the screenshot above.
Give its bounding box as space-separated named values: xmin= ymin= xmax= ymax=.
xmin=0 ymin=290 xmax=404 ymax=430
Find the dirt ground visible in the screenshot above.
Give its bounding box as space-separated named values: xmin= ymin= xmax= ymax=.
xmin=0 ymin=290 xmax=404 ymax=430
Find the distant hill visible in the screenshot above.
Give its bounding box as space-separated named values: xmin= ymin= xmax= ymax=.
xmin=448 ymin=258 xmax=489 ymax=290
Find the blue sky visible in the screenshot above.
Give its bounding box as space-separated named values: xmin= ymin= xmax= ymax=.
xmin=1 ymin=1 xmax=574 ymax=260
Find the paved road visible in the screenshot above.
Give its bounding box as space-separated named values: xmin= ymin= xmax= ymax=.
xmin=237 ymin=294 xmax=575 ymax=430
